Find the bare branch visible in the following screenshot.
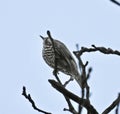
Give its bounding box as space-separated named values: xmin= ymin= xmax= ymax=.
xmin=110 ymin=0 xmax=120 ymax=6
xmin=22 ymin=86 xmax=51 ymax=114
xmin=102 ymin=93 xmax=120 ymax=114
xmin=86 ymin=67 xmax=92 ymax=80
xmin=63 ymin=77 xmax=74 ymax=87
xmin=115 ymin=98 xmax=120 ymax=114
xmin=75 ymin=44 xmax=92 ymax=114
xmin=73 ymin=45 xmax=120 ymax=56
xmin=49 ymin=79 xmax=98 ymax=114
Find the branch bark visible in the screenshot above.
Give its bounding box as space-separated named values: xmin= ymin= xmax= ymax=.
xmin=73 ymin=45 xmax=120 ymax=56
xmin=49 ymin=79 xmax=98 ymax=114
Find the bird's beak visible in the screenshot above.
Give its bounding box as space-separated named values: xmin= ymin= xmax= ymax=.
xmin=40 ymin=35 xmax=45 ymax=40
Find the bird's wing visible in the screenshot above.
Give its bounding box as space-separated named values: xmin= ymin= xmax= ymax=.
xmin=54 ymin=40 xmax=78 ymax=74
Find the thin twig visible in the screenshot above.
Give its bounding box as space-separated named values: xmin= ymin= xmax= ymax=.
xmin=86 ymin=67 xmax=92 ymax=80
xmin=115 ymin=98 xmax=120 ymax=114
xmin=63 ymin=77 xmax=74 ymax=87
xmin=22 ymin=86 xmax=51 ymax=114
xmin=102 ymin=93 xmax=120 ymax=114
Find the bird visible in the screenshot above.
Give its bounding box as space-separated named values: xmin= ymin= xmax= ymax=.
xmin=40 ymin=35 xmax=83 ymax=88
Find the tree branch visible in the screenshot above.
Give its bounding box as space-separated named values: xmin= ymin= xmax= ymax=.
xmin=22 ymin=86 xmax=51 ymax=114
xmin=110 ymin=0 xmax=120 ymax=6
xmin=115 ymin=98 xmax=120 ymax=114
xmin=102 ymin=93 xmax=120 ymax=114
xmin=49 ymin=79 xmax=98 ymax=114
xmin=73 ymin=45 xmax=120 ymax=56
xmin=75 ymin=44 xmax=91 ymax=114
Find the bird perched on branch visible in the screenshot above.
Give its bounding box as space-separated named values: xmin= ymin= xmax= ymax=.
xmin=40 ymin=32 xmax=83 ymax=88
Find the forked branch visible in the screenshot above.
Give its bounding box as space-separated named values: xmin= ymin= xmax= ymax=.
xmin=49 ymin=79 xmax=98 ymax=114
xmin=22 ymin=86 xmax=51 ymax=114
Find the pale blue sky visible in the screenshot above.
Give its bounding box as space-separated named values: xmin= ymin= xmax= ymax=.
xmin=0 ymin=0 xmax=120 ymax=114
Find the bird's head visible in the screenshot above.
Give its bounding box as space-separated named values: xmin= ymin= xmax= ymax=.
xmin=40 ymin=35 xmax=52 ymax=46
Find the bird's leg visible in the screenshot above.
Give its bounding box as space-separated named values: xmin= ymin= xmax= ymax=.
xmin=63 ymin=77 xmax=74 ymax=87
xmin=53 ymin=69 xmax=59 ymax=76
